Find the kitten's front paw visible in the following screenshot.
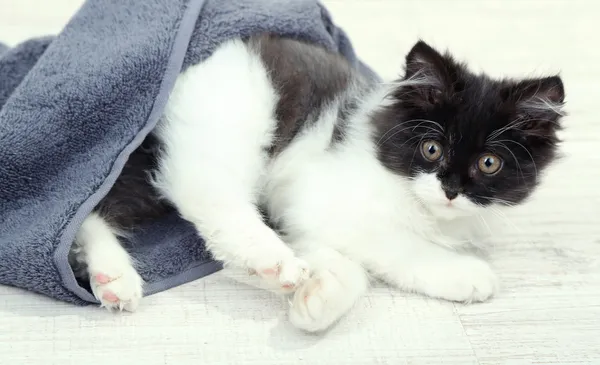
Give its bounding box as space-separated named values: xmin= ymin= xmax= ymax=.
xmin=288 ymin=270 xmax=351 ymax=332
xmin=250 ymin=256 xmax=310 ymax=293
xmin=419 ymin=257 xmax=498 ymax=303
xmin=90 ymin=266 xmax=143 ymax=312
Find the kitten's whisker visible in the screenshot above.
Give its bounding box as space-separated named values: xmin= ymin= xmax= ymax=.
xmin=476 ymin=213 xmax=493 ymax=236
xmin=379 ymin=126 xmax=439 ymax=148
xmin=377 ymin=119 xmax=444 ymax=146
xmin=486 ymin=117 xmax=526 ymax=141
xmin=409 ymin=119 xmax=444 ymax=132
xmin=487 ymin=115 xmax=562 ymax=143
xmin=488 ymin=206 xmax=522 ymax=234
xmin=376 ymin=120 xmax=419 ymax=145
xmin=490 ymin=200 xmax=516 ymax=207
xmin=475 ymin=195 xmax=517 ymax=207
xmin=492 ymin=139 xmax=538 ymax=183
xmin=476 ymin=213 xmax=497 ymax=253
xmin=400 ymin=124 xmax=443 ymax=143
xmin=408 ymin=133 xmax=430 ymax=172
xmin=521 ymin=97 xmax=566 ymax=117
xmin=488 ymin=141 xmax=528 ymax=186
xmin=393 ymin=133 xmax=436 ymax=150
xmin=473 ymin=196 xmax=521 ymax=236
xmin=413 ymin=125 xmax=444 ymax=135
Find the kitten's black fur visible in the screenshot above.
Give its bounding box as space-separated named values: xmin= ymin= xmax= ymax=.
xmin=93 ymin=134 xmax=174 ymax=230
xmin=248 ymin=34 xmax=363 ymax=154
xmin=373 ymin=41 xmax=565 ymax=206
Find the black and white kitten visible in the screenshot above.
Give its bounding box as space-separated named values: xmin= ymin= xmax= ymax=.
xmin=69 ymin=35 xmax=565 ymax=332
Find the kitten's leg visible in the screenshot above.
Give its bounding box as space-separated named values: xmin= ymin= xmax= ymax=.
xmin=288 ymin=247 xmax=369 ymax=332
xmin=370 ymin=235 xmax=498 ymax=303
xmin=152 ymin=40 xmax=308 ymax=290
xmin=71 ymin=212 xmax=143 ymax=311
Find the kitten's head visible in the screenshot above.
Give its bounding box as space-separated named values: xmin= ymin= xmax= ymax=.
xmin=373 ymin=41 xmax=565 ymax=221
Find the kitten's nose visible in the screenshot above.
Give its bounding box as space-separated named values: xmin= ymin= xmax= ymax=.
xmin=444 ymin=190 xmax=458 ymax=200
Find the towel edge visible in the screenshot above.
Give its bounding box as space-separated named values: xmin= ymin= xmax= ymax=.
xmin=52 ymin=0 xmax=211 ymax=304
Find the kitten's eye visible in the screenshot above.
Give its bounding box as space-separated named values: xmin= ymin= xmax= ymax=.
xmin=478 ymin=154 xmax=502 ymax=175
xmin=420 ymin=140 xmax=443 ymax=162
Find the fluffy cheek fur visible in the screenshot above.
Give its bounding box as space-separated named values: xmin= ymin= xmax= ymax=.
xmin=411 ymin=172 xmax=482 ymax=220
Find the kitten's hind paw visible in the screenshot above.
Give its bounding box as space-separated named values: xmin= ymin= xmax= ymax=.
xmin=90 ymin=267 xmax=143 ymax=312
xmin=288 ymin=270 xmax=352 ymax=333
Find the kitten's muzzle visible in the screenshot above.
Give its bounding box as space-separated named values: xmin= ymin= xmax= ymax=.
xmin=439 ymin=173 xmax=462 ymax=201
xmin=444 ymin=190 xmax=459 ymax=200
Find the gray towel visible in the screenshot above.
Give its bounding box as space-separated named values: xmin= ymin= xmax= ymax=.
xmin=0 ymin=0 xmax=379 ymax=305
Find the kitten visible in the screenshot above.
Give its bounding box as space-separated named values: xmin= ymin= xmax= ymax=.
xmin=69 ymin=35 xmax=565 ymax=331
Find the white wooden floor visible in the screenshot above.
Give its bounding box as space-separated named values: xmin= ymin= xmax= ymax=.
xmin=1 ymin=1 xmax=599 ymax=364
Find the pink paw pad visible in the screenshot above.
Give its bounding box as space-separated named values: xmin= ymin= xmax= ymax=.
xmin=95 ymin=273 xmax=111 ymax=285
xmin=261 ymin=267 xmax=280 ymax=277
xmin=102 ymin=291 xmax=119 ymax=303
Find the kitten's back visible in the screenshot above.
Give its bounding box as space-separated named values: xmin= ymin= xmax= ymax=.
xmin=247 ymin=34 xmax=360 ymax=154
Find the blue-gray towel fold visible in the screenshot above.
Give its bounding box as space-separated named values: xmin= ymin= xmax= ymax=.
xmin=0 ymin=0 xmax=379 ymax=305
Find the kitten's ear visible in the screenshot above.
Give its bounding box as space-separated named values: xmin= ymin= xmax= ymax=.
xmin=505 ymin=76 xmax=566 ymax=137
xmin=509 ymin=76 xmax=565 ymax=104
xmin=397 ymin=41 xmax=456 ymax=107
xmin=405 ymin=41 xmax=449 ymax=80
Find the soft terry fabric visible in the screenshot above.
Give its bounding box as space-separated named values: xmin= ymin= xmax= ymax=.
xmin=0 ymin=0 xmax=379 ymax=305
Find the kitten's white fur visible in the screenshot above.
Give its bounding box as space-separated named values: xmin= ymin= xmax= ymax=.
xmin=73 ymin=212 xmax=143 ymax=311
xmin=73 ymin=39 xmax=498 ymax=331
